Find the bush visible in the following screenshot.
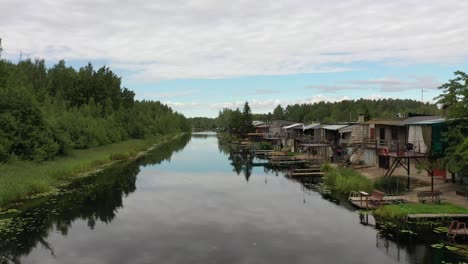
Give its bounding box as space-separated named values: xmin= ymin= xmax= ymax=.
xmin=110 ymin=153 xmax=129 ymax=161
xmin=321 ymin=163 xmax=334 ymax=172
xmin=374 ymin=176 xmax=407 ymax=195
xmin=259 ymin=142 xmax=273 ymax=150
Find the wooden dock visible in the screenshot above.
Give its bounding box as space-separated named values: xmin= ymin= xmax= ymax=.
xmin=349 ymin=199 xmax=380 ymax=209
xmin=268 ymin=160 xmax=306 ymax=167
xmin=447 ymin=220 xmax=468 ymax=239
xmin=348 ymin=195 xmax=405 ymax=210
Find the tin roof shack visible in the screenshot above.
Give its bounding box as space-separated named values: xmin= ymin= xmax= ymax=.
xmin=401 ymin=116 xmax=445 ymax=154
xmin=283 ymin=123 xmax=304 ymax=138
xmin=375 ymin=116 xmax=447 ymax=191
xmin=406 ymin=117 xmax=448 ymax=181
xmin=338 ymin=125 xmax=354 ymax=146
xmin=302 ymin=123 xmax=321 ymax=143
xmin=364 ymin=118 xmax=406 ymax=149
xmin=321 ymin=125 xmax=349 ymax=146
xmin=254 ymin=124 xmax=270 ymax=134
xmin=268 ymin=120 xmax=296 ymax=138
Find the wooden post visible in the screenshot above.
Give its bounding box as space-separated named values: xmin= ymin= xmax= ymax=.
xmin=407 ymin=158 xmax=411 ymax=191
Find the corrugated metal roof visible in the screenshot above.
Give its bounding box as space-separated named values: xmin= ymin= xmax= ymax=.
xmin=399 ymin=116 xmax=443 ymax=125
xmin=322 ymin=124 xmax=349 ymax=131
xmin=252 ymin=121 xmax=265 ymax=126
xmin=282 ymin=123 xmax=304 ymax=130
xmin=364 ymin=118 xmax=406 ymax=126
xmin=339 ymin=125 xmax=354 ymax=133
xmin=407 ymin=118 xmax=446 ymax=125
xmin=303 ymin=123 xmax=321 ymax=130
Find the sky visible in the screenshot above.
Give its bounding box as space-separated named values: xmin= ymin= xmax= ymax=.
xmin=1 ymin=0 xmax=468 ymax=117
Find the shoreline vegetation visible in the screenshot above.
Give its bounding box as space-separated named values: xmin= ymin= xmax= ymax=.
xmin=321 ymin=165 xmax=468 ymax=219
xmin=0 ymin=133 xmax=184 ymax=208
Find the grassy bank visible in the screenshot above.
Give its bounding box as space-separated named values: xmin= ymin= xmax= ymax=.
xmin=0 ymin=133 xmax=182 ymax=207
xmin=322 ymin=165 xmax=374 ymax=194
xmin=374 ymin=203 xmax=468 ymax=219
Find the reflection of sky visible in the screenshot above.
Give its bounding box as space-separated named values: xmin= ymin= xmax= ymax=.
xmin=22 ymin=136 xmax=417 ymax=264
xmin=140 ymin=136 xmax=229 ymax=174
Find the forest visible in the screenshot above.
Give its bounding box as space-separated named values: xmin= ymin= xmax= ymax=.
xmin=187 ymin=98 xmax=441 ymax=132
xmin=0 ymin=44 xmax=190 ymax=163
xmin=256 ymin=98 xmax=439 ymax=123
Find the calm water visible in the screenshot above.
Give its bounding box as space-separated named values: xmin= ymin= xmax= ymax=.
xmin=0 ymin=133 xmax=464 ymax=263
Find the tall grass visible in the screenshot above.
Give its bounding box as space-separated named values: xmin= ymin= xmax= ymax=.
xmin=0 ymin=134 xmax=180 ymax=207
xmin=374 ymin=203 xmax=468 ymax=219
xmin=323 ymin=166 xmax=374 ymax=194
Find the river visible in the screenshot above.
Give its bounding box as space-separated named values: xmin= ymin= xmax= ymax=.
xmin=0 ymin=133 xmax=464 ymax=263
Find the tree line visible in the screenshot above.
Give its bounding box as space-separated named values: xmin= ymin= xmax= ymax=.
xmin=257 ymin=98 xmax=439 ymax=123
xmin=190 ymin=98 xmax=440 ymax=132
xmin=0 ymin=42 xmax=190 ymax=162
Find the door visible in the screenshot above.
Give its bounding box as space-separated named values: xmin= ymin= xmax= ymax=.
xmin=370 ymin=128 xmax=375 ymax=139
xmin=379 ymin=128 xmax=386 ymax=145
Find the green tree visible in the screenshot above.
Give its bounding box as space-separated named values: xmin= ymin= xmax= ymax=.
xmin=228 ymin=109 xmax=243 ymax=134
xmin=436 ymin=71 xmax=468 ymax=176
xmin=241 ymin=101 xmax=254 ymax=134
xmin=272 ymin=104 xmax=284 ymax=120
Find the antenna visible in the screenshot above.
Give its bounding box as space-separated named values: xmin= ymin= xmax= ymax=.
xmin=421 ymin=88 xmax=426 ymax=104
xmin=19 ymin=50 xmax=23 ymax=62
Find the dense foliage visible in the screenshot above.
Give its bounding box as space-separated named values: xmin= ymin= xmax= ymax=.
xmin=254 ymin=99 xmax=439 ymax=123
xmin=0 ymin=45 xmax=190 ymax=162
xmin=436 ymin=71 xmax=468 ymax=176
xmin=188 ymin=117 xmax=217 ymax=132
xmin=216 ymin=102 xmax=255 ymax=135
xmin=202 ymin=98 xmax=440 ymax=134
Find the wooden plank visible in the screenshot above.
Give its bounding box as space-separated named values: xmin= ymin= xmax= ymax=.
xmin=305 ymin=164 xmax=322 ymax=169
xmin=290 ymin=172 xmax=324 ymax=177
xmin=448 ymin=230 xmax=468 ymax=235
xmin=349 ymin=200 xmax=378 ymax=209
xmin=292 ymin=168 xmax=321 ymax=172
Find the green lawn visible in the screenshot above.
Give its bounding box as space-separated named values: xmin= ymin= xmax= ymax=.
xmin=374 ymin=203 xmax=468 ymax=219
xmin=0 ymin=134 xmax=181 ymax=207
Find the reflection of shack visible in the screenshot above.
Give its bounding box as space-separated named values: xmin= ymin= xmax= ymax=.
xmin=301 ymin=143 xmax=332 ymax=164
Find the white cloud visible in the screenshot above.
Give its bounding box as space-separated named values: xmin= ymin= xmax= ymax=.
xmin=165 ymin=95 xmax=350 ymax=116
xmin=306 ymin=76 xmax=443 ymax=92
xmin=350 ymin=76 xmax=442 ymax=92
xmin=1 ymin=0 xmax=468 ymax=81
xmin=140 ymin=89 xmax=199 ymax=99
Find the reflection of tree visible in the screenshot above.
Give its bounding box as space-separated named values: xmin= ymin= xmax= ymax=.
xmin=227 ymin=148 xmax=253 ymax=181
xmin=0 ymin=134 xmax=191 ymax=263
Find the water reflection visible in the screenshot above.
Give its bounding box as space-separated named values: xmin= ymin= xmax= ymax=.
xmin=1 ymin=134 xmax=467 ymax=264
xmin=0 ymin=134 xmax=190 ymax=263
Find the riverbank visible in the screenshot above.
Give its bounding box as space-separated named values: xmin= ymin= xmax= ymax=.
xmin=0 ymin=133 xmax=185 ymax=207
xmin=321 ymin=165 xmax=468 ymax=219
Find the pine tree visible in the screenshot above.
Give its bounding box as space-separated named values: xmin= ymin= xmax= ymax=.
xmin=241 ymin=101 xmax=254 ymax=134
